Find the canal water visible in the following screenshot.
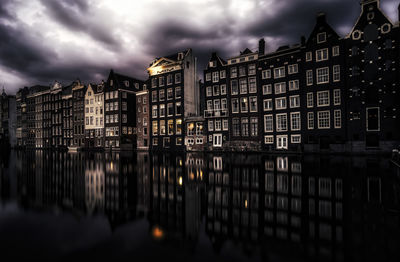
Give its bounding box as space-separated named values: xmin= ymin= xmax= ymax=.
xmin=0 ymin=150 xmax=400 ymax=261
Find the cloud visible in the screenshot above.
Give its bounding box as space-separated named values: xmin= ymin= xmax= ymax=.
xmin=0 ymin=0 xmax=398 ymax=94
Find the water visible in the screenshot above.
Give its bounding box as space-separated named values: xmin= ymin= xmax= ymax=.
xmin=0 ymin=150 xmax=400 ymax=261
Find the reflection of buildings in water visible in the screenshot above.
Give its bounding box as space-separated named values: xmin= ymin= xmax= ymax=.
xmin=149 ymin=153 xmax=204 ymax=243
xmin=85 ymin=157 xmax=105 ymax=213
xmin=136 ymin=152 xmax=150 ymax=216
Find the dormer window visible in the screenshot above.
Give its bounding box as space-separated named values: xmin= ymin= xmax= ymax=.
xmin=124 ymin=80 xmax=129 ymax=87
xmin=178 ymin=52 xmax=184 ymax=60
xmin=317 ymin=32 xmax=326 ymax=43
xmin=209 ymin=61 xmax=216 ymax=67
xmin=135 ymin=83 xmax=139 ymax=89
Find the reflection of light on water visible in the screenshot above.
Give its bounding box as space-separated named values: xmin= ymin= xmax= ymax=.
xmin=110 ymin=162 xmax=114 ymax=171
xmin=190 ymin=172 xmax=195 ymax=180
xmin=245 ymin=200 xmax=248 ymax=208
xmin=152 ymin=226 xmax=164 ymax=240
xmin=178 ymin=176 xmax=183 ymax=186
xmin=179 ymin=160 xmax=183 ymax=166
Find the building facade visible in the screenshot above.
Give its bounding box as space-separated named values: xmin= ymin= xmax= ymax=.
xmin=203 ymin=52 xmax=229 ymax=149
xmin=84 ymin=83 xmax=104 ymax=149
xmin=62 ymin=84 xmax=73 ymax=148
xmin=345 ymin=0 xmax=400 ymax=152
xmin=147 ymin=49 xmax=199 ymax=150
xmin=71 ymin=80 xmax=86 ymax=150
xmin=136 ymin=88 xmax=150 ymax=150
xmin=104 ymin=70 xmax=144 ymax=151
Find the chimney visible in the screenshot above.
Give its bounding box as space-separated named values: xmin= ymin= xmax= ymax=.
xmin=317 ymin=12 xmax=326 ymax=23
xmin=258 ymin=38 xmax=265 ymax=56
xmin=301 ymin=36 xmax=306 ymax=46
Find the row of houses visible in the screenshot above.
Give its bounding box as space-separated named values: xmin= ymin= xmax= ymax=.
xmin=9 ymin=0 xmax=400 ymax=152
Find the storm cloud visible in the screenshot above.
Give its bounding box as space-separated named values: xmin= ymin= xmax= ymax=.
xmin=0 ymin=0 xmax=398 ymax=94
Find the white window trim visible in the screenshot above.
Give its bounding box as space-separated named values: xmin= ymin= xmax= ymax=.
xmin=332 ymin=46 xmax=340 ymax=57
xmin=307 ymin=93 xmax=314 ymax=108
xmin=290 ymin=112 xmax=301 ymax=131
xmin=316 ymin=67 xmax=329 ymax=85
xmin=263 ymin=99 xmax=273 ymax=111
xmin=307 ymin=112 xmax=314 ymax=130
xmin=291 ymin=135 xmax=301 ymax=144
xmin=306 ymin=70 xmax=313 ymax=86
xmin=264 ymin=114 xmax=274 ymax=133
xmin=333 ymin=89 xmax=341 ymax=105
xmin=289 ymin=95 xmax=300 ymax=108
xmin=317 ymin=110 xmax=331 ymax=129
xmin=334 ymin=109 xmax=342 ymax=129
xmin=333 ymin=65 xmax=340 ymax=82
xmin=316 ymin=48 xmax=329 ymax=62
xmin=317 ymin=32 xmax=327 ymax=43
xmin=276 ymin=113 xmax=288 ymax=132
xmin=317 ymin=91 xmax=330 ymax=107
xmin=264 ymin=135 xmax=274 ymax=144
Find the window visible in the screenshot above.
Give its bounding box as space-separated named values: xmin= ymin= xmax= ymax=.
xmin=288 ymin=64 xmax=298 ymax=74
xmin=263 ymin=84 xmax=272 ymax=95
xmin=151 ymin=78 xmax=157 ymax=88
xmin=289 ymin=80 xmax=299 ymax=91
xmin=220 ymin=84 xmax=227 ymax=95
xmin=307 ymin=93 xmax=314 ymax=108
xmin=152 ymin=91 xmax=157 ymax=102
xmin=276 ymin=114 xmax=287 ymax=132
xmin=208 ymin=120 xmax=214 ymax=131
xmin=153 ymin=138 xmax=158 ymax=145
xmin=167 ymin=88 xmax=173 ymax=100
xmin=215 ymin=120 xmax=222 ymax=131
xmin=333 ymin=89 xmax=341 ymax=105
xmin=220 ymin=70 xmax=226 ymax=79
xmin=175 ymin=73 xmax=181 ymax=84
xmin=317 ymin=91 xmax=330 ymax=107
xmin=334 ymin=110 xmax=341 ymax=128
xmin=167 ymin=74 xmax=173 ymax=85
xmin=176 ymin=119 xmax=182 ymax=134
xmin=250 ymin=118 xmax=258 ymax=136
xmin=306 ymin=70 xmax=313 ymax=86
xmin=333 ymin=65 xmax=340 ymax=82
xmin=316 ymin=48 xmax=328 ymax=61
xmin=221 ymin=98 xmax=227 ymax=110
xmin=214 ymin=99 xmax=221 ymax=110
xmin=232 ymin=98 xmax=239 ymax=113
xmin=308 ymin=112 xmax=314 ymax=129
xmin=213 ymin=85 xmax=220 ymax=96
xmin=233 ymin=118 xmax=240 ymax=136
xmin=152 ymin=105 xmax=158 ymax=118
xmin=248 ymin=77 xmax=257 ymax=93
xmin=222 ymin=119 xmax=228 ymax=130
xmin=152 ymin=121 xmax=158 ymax=135
xmin=265 ymin=136 xmax=274 ymax=144
xmin=175 ymin=102 xmax=182 ymax=115
xmin=274 ymin=67 xmax=285 ymax=79
xmin=231 ymin=80 xmax=238 ymax=95
xmin=159 ymin=89 xmax=165 ymax=101
xmin=159 ymin=77 xmax=165 ymax=87
xmin=230 ymin=67 xmax=237 ymax=78
xmin=240 ymin=97 xmax=248 ymax=113
xmin=248 ymin=64 xmax=256 ymax=75
xmin=274 ymin=82 xmax=286 ymax=94
xmin=206 ymin=86 xmax=212 ymax=97
xmin=275 ymin=97 xmax=287 ymax=110
xmin=239 ymin=66 xmax=246 ymax=77
xmin=122 ymin=114 xmax=127 ymax=123
xmin=290 ymin=112 xmax=301 ymax=131
xmin=333 ymin=46 xmax=340 ymax=56
xmin=175 ymin=87 xmax=182 ymax=98
xmin=317 ymin=67 xmax=329 ymax=84
xmin=167 ymin=103 xmax=173 ymax=116
xmin=239 ymin=78 xmax=247 ymax=94
xmin=264 ymin=115 xmax=273 ymax=132
xmin=205 ymin=73 xmax=211 ymax=81
xmin=291 ymin=135 xmax=301 ymax=144
xmin=289 ymin=95 xmax=300 ymax=108
xmin=318 ymin=111 xmax=330 ymax=129
xmin=250 ymin=97 xmax=257 ymax=112
xmin=159 ymin=104 xmax=165 ymax=117
xmin=366 ymin=107 xmax=380 ymax=131
xmin=241 ymin=118 xmax=249 ymax=136
xmin=212 ymin=71 xmax=219 ymax=83
xmin=317 ymin=32 xmax=326 ymax=43
xmin=263 ymin=99 xmax=273 ymax=111
xmin=262 ymin=69 xmax=271 ymax=79
xmin=306 ymin=52 xmax=312 ymax=62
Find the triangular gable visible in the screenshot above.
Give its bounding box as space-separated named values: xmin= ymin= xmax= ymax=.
xmin=150 ymin=57 xmax=176 ymax=69
xmin=306 ymin=14 xmax=340 ymax=46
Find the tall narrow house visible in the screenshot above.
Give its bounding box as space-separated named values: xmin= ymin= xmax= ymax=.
xmin=104 ymin=70 xmax=144 ymax=151
xmin=303 ymin=13 xmax=346 ymax=152
xmin=147 ymin=49 xmax=198 ymax=150
xmin=71 ymin=80 xmax=86 ymax=151
xmin=84 ymin=83 xmax=104 ymax=149
xmin=203 ymin=52 xmax=229 ymax=149
xmin=345 ymin=0 xmax=400 ymax=152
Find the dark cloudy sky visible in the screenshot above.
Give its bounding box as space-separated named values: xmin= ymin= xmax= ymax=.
xmin=0 ymin=0 xmax=398 ymax=94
